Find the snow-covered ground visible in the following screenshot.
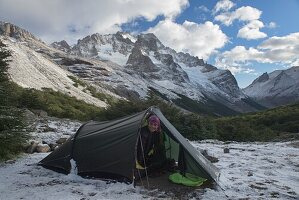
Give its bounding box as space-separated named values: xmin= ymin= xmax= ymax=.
xmin=0 ymin=118 xmax=298 ymax=200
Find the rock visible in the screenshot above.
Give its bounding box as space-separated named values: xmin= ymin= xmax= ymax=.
xmin=23 ymin=109 xmax=38 ymax=124
xmin=5 ymin=160 xmax=16 ymax=164
xmin=224 ymin=148 xmax=230 ymax=153
xmin=248 ymin=171 xmax=253 ymax=176
xmin=201 ymin=149 xmax=219 ymax=163
xmin=56 ymin=136 xmax=69 ymax=144
xmin=40 ymin=125 xmax=56 ymax=132
xmin=49 ymin=143 xmax=59 ymax=151
xmin=31 ymin=109 xmax=48 ymax=118
xmin=36 ymin=144 xmax=51 ymax=153
xmin=26 ymin=141 xmax=39 ymax=154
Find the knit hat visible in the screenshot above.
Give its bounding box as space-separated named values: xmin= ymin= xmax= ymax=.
xmin=148 ymin=115 xmax=160 ymax=126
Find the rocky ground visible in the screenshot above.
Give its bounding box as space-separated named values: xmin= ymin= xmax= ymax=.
xmin=0 ymin=115 xmax=298 ymax=199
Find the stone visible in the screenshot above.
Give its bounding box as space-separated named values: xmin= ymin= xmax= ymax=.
xmin=224 ymin=148 xmax=230 ymax=153
xmin=26 ymin=141 xmax=39 ymax=154
xmin=56 ymin=137 xmax=68 ymax=144
xmin=49 ymin=143 xmax=58 ymax=151
xmin=36 ymin=144 xmax=51 ymax=153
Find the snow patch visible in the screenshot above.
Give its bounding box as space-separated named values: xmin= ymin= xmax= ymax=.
xmin=121 ymin=33 xmax=137 ymax=43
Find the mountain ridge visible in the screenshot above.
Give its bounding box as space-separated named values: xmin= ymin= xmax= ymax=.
xmin=243 ymin=66 xmax=299 ymax=108
xmin=0 ymin=21 xmax=264 ymax=115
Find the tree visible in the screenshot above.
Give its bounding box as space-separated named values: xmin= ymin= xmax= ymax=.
xmin=0 ymin=40 xmax=30 ymax=161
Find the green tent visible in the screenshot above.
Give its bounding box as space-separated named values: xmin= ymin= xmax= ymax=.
xmin=39 ymin=106 xmax=220 ymax=184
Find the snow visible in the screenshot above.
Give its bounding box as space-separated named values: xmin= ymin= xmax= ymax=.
xmin=154 ymin=80 xmax=177 ymax=90
xmin=193 ymin=141 xmax=299 ymax=200
xmin=2 ymin=37 xmax=107 ymax=108
xmin=96 ymin=43 xmax=129 ymax=66
xmin=121 ymin=33 xmax=137 ymax=43
xmin=179 ymin=62 xmax=209 ymax=86
xmin=1 ymin=117 xmax=298 ymax=199
xmin=243 ymin=66 xmax=299 ymax=98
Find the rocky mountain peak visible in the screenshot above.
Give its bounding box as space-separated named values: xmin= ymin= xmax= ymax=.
xmin=135 ymin=33 xmax=164 ymax=52
xmin=243 ymin=66 xmax=299 ymax=108
xmin=126 ymin=46 xmax=158 ymax=73
xmin=0 ymin=21 xmax=40 ymax=42
xmin=1 ymin=21 xmax=264 ymax=115
xmin=50 ymin=40 xmax=71 ymax=52
xmin=251 ymin=72 xmax=269 ymax=85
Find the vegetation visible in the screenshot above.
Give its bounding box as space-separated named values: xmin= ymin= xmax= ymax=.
xmin=214 ymin=103 xmax=299 ymax=141
xmin=68 ymin=75 xmax=116 ymax=105
xmin=0 ymin=40 xmax=30 ymax=161
xmin=1 ymin=39 xmax=298 ymax=161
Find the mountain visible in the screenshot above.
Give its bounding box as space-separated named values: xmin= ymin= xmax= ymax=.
xmin=0 ymin=22 xmax=114 ymax=108
xmin=243 ymin=66 xmax=299 ymax=108
xmin=0 ymin=21 xmax=262 ymax=116
xmin=68 ymin=31 xmax=262 ymax=115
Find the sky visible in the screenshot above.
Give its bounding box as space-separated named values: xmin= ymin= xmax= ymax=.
xmin=0 ymin=0 xmax=298 ymax=88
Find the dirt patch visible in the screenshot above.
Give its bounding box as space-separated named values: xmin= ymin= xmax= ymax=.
xmin=135 ymin=172 xmax=214 ymax=199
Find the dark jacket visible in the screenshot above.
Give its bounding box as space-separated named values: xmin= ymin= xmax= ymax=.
xmin=136 ymin=126 xmax=160 ymax=168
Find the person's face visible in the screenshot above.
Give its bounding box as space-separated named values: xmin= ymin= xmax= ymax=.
xmin=148 ymin=122 xmax=159 ymax=133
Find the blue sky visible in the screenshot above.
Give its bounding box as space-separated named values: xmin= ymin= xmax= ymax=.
xmin=0 ymin=0 xmax=298 ymax=88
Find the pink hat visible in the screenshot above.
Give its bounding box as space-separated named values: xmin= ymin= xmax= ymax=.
xmin=148 ymin=115 xmax=160 ymax=126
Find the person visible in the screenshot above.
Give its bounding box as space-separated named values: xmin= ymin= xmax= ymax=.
xmin=135 ymin=115 xmax=165 ymax=179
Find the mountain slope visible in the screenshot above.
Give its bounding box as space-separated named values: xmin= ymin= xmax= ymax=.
xmin=1 ymin=21 xmax=263 ymax=115
xmin=69 ymin=31 xmax=262 ymax=114
xmin=0 ymin=22 xmax=120 ymax=108
xmin=243 ymin=66 xmax=299 ymax=107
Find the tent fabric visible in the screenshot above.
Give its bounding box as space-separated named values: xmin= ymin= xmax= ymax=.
xmin=169 ymin=172 xmax=207 ymax=187
xmin=39 ymin=106 xmax=220 ymax=184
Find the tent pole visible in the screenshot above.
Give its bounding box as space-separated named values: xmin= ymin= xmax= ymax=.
xmin=139 ymin=133 xmax=150 ymax=188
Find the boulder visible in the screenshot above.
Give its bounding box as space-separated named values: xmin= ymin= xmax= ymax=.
xmin=36 ymin=144 xmax=51 ymax=153
xmin=26 ymin=141 xmax=39 ymax=154
xmin=31 ymin=109 xmax=48 ymax=118
xmin=49 ymin=143 xmax=59 ymax=151
xmin=56 ymin=136 xmax=69 ymax=144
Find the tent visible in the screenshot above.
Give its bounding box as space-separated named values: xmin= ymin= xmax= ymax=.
xmin=39 ymin=106 xmax=220 ymax=184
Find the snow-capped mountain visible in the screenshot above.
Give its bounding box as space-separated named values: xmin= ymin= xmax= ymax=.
xmin=0 ymin=21 xmax=262 ymax=115
xmin=243 ymin=66 xmax=299 ymax=108
xmin=68 ymin=31 xmax=260 ymax=114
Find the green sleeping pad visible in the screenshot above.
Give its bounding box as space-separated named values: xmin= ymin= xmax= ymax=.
xmin=169 ymin=172 xmax=207 ymax=187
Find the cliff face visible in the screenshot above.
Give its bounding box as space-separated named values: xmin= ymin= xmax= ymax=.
xmin=243 ymin=66 xmax=299 ymax=108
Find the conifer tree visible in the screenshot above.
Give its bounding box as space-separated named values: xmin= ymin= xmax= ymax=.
xmin=0 ymin=40 xmax=29 ymax=161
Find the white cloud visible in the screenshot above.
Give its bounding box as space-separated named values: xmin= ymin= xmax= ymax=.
xmin=267 ymin=22 xmax=277 ymax=29
xmin=146 ymin=19 xmax=228 ymax=60
xmin=0 ymin=0 xmax=188 ymax=44
xmin=215 ymin=6 xmax=262 ymax=26
xmin=196 ymin=5 xmax=209 ymax=13
xmin=258 ymin=32 xmax=299 ymax=50
xmin=216 ymin=32 xmax=299 ymax=73
xmin=237 ymin=20 xmax=267 ymax=40
xmin=213 ymin=0 xmax=235 ymax=14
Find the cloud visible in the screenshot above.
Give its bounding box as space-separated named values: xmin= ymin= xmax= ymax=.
xmin=146 ymin=19 xmax=228 ymax=60
xmin=267 ymin=22 xmax=277 ymax=29
xmin=0 ymin=0 xmax=188 ymax=44
xmin=258 ymin=32 xmax=299 ymax=50
xmin=237 ymin=20 xmax=267 ymax=40
xmin=213 ymin=0 xmax=235 ymax=14
xmin=215 ymin=6 xmax=262 ymax=26
xmin=196 ymin=5 xmax=209 ymax=13
xmin=215 ymin=32 xmax=299 ymax=73
xmin=214 ymin=5 xmax=267 ymax=40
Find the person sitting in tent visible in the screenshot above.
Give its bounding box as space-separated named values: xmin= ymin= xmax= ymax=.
xmin=135 ymin=115 xmax=166 ymax=179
